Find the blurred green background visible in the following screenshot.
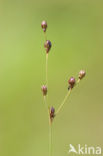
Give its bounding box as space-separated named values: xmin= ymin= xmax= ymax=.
xmin=0 ymin=0 xmax=103 ymax=156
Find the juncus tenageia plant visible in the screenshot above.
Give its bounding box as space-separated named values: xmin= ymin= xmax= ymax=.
xmin=41 ymin=20 xmax=86 ymax=156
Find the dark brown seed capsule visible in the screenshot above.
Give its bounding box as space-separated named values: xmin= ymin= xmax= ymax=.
xmin=79 ymin=70 xmax=86 ymax=79
xmin=50 ymin=107 xmax=55 ymax=121
xmin=68 ymin=77 xmax=76 ymax=88
xmin=41 ymin=85 xmax=47 ymax=96
xmin=44 ymin=40 xmax=52 ymax=53
xmin=41 ymin=21 xmax=47 ymax=32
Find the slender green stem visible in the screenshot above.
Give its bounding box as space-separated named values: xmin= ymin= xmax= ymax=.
xmin=56 ymin=89 xmax=72 ymax=115
xmin=56 ymin=79 xmax=81 ymax=115
xmin=44 ymin=97 xmax=52 ymax=156
xmin=43 ymin=30 xmax=51 ymax=156
xmin=46 ymin=53 xmax=48 ymax=86
xmin=48 ymin=107 xmax=52 ymax=156
xmin=49 ymin=122 xmax=52 ymax=156
xmin=44 ymin=32 xmax=47 ymax=41
xmin=44 ymin=96 xmax=48 ymax=113
xmin=77 ymin=78 xmax=80 ymax=84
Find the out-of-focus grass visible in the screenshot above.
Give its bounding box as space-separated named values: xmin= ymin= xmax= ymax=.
xmin=0 ymin=0 xmax=103 ymax=156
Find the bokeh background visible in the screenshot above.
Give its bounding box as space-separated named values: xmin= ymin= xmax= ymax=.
xmin=0 ymin=0 xmax=103 ymax=156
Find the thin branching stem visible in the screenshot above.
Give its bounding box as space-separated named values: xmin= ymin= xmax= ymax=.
xmin=48 ymin=109 xmax=52 ymax=156
xmin=44 ymin=32 xmax=47 ymax=41
xmin=48 ymin=108 xmax=52 ymax=156
xmin=56 ymin=79 xmax=81 ymax=115
xmin=44 ymin=97 xmax=52 ymax=156
xmin=49 ymin=121 xmax=52 ymax=156
xmin=56 ymin=89 xmax=72 ymax=115
xmin=43 ymin=29 xmax=52 ymax=156
xmin=77 ymin=78 xmax=80 ymax=84
xmin=46 ymin=53 xmax=48 ymax=86
xmin=44 ymin=96 xmax=48 ymax=113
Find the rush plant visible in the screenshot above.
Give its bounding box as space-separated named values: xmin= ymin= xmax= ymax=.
xmin=41 ymin=20 xmax=86 ymax=156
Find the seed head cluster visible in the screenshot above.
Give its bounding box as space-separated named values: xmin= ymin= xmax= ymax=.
xmin=41 ymin=20 xmax=86 ymax=123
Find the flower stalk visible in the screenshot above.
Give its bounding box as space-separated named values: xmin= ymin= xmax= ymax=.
xmin=41 ymin=20 xmax=86 ymax=156
xmin=56 ymin=88 xmax=72 ymax=115
xmin=46 ymin=53 xmax=48 ymax=86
